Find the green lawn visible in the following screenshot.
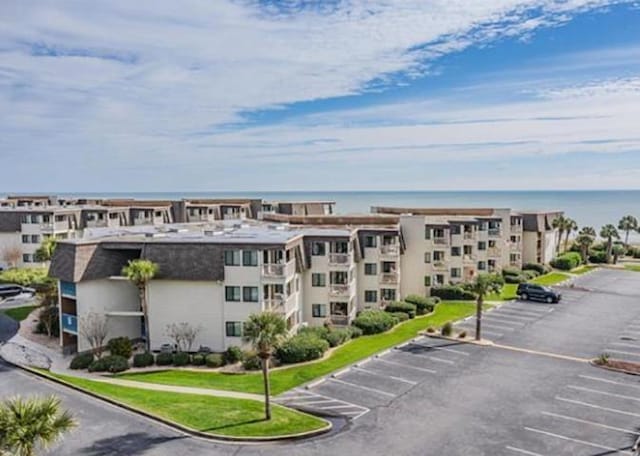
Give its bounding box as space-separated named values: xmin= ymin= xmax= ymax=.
xmin=570 ymin=265 xmax=599 ymax=275
xmin=43 ymin=371 xmax=328 ymax=438
xmin=118 ymin=301 xmax=477 ymax=395
xmin=532 ymin=272 xmax=570 ymax=286
xmin=624 ymin=264 xmax=640 ymax=272
xmin=1 ymin=305 xmax=38 ymax=322
xmin=487 ymin=271 xmax=570 ymax=301
xmin=487 ymin=283 xmax=518 ymax=301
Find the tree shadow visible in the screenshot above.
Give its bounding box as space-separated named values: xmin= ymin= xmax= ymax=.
xmin=80 ymin=432 xmax=187 ymax=456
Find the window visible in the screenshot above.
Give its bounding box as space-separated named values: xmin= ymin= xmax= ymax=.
xmin=364 ymin=290 xmax=377 ymax=303
xmin=450 ymin=225 xmax=461 ymax=235
xmin=286 ymin=280 xmax=293 ymax=295
xmin=331 ymin=241 xmax=349 ymax=254
xmin=225 ymin=286 xmax=241 ymax=301
xmin=22 ymin=254 xmax=31 ymax=263
xmin=424 ymin=276 xmax=432 ymax=287
xmin=330 ymin=302 xmax=348 ymax=316
xmin=311 ymin=242 xmax=326 ymax=256
xmin=478 ymin=261 xmax=487 ymax=270
xmin=451 ymin=268 xmax=461 ymax=278
xmin=435 ymin=274 xmax=445 ymax=285
xmin=433 ymin=251 xmax=445 ymax=261
xmin=312 ymin=273 xmax=326 ymax=287
xmin=381 ymin=262 xmax=396 ymax=273
xmin=242 ymin=286 xmax=259 ymax=302
xmin=424 ymin=227 xmax=431 ymax=239
xmin=225 ymin=321 xmax=243 ymax=337
xmin=242 ymin=250 xmax=258 ymax=266
xmin=31 ymin=235 xmax=39 ymax=243
xmin=330 ymin=271 xmax=348 ymax=285
xmin=364 ymin=263 xmax=377 ymax=275
xmin=451 ymin=246 xmax=461 ymax=256
xmin=463 ymin=245 xmax=473 ymax=255
xmin=424 ymin=252 xmax=431 ymax=263
xmin=21 ymin=235 xmax=29 ymax=243
xmin=364 ymin=235 xmax=377 ymax=248
xmin=478 ymin=241 xmax=487 ymax=251
xmin=312 ymin=304 xmax=327 ymax=318
xmin=224 ymin=250 xmax=240 ymax=266
xmin=380 ymin=288 xmax=396 ymax=301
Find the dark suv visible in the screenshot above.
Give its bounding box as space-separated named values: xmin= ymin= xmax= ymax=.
xmin=516 ymin=283 xmax=561 ymax=303
xmin=0 ymin=284 xmax=34 ymax=299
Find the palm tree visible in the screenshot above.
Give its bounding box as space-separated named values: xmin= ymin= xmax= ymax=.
xmin=618 ymin=215 xmax=638 ymax=246
xmin=122 ymin=259 xmax=159 ymax=352
xmin=33 ymin=237 xmax=57 ymax=263
xmin=0 ymin=395 xmax=76 ymax=456
xmin=467 ymin=273 xmax=504 ymax=341
xmin=243 ymin=312 xmax=287 ymax=420
xmin=575 ymin=232 xmax=595 ymax=263
xmin=579 ymin=226 xmax=597 ymax=237
xmin=599 ymin=225 xmax=620 ymax=264
xmin=552 ymin=215 xmax=568 ymax=254
xmin=563 ymin=218 xmax=578 ymax=252
xmin=612 ymin=244 xmax=626 ymax=264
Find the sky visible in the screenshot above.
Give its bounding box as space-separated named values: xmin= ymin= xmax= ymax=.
xmin=1 ymin=0 xmax=640 ymax=192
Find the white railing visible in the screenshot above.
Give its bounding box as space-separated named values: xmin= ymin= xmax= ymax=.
xmin=329 ymin=284 xmax=350 ymax=296
xmin=262 ymin=263 xmax=285 ymax=277
xmin=381 ymin=272 xmax=399 ymax=284
xmin=433 ymin=237 xmax=448 ymax=245
xmin=463 ymin=254 xmax=476 ymax=263
xmin=329 ymin=253 xmax=350 ymax=265
xmin=488 ymin=228 xmax=501 ymax=237
xmin=487 ymin=248 xmax=501 ymax=257
xmin=433 ymin=261 xmax=447 ymax=270
xmin=380 ymin=244 xmax=399 ymax=255
xmin=463 ymin=232 xmax=474 ymax=240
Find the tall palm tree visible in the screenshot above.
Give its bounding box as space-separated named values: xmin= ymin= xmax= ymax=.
xmin=599 ymin=225 xmax=620 ymax=264
xmin=579 ymin=226 xmax=597 ymax=237
xmin=552 ymin=215 xmax=568 ymax=254
xmin=575 ymin=233 xmax=595 ymax=263
xmin=34 ymin=237 xmax=57 ymax=263
xmin=243 ymin=312 xmax=287 ymax=420
xmin=0 ymin=395 xmax=76 ymax=456
xmin=618 ymin=215 xmax=638 ymax=246
xmin=466 ymin=273 xmax=504 ymax=341
xmin=563 ymin=218 xmax=578 ymax=252
xmin=122 ymin=259 xmax=159 ymax=352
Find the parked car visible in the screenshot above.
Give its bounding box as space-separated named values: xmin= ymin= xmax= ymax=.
xmin=0 ymin=284 xmax=35 ymax=299
xmin=516 ymin=283 xmax=561 ymax=303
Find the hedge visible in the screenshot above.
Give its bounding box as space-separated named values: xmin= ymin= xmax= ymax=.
xmin=69 ymin=353 xmax=94 ymax=370
xmin=384 ymin=301 xmax=417 ymax=319
xmin=173 ymin=352 xmax=190 ymax=366
xmin=390 ymin=312 xmax=409 ymax=323
xmin=276 ymin=333 xmax=329 ymax=364
xmin=324 ymin=328 xmax=352 ymax=348
xmin=224 ymin=346 xmax=243 ymax=364
xmin=550 ymin=252 xmax=582 ymax=270
xmin=404 ymin=295 xmax=438 ymax=315
xmin=431 ymin=285 xmax=475 ymax=301
xmin=88 ymin=355 xmax=129 ymax=373
xmin=353 ymin=309 xmax=397 ymax=335
xmin=348 ymin=326 xmax=363 ymax=338
xmin=132 ymin=352 xmax=154 ymax=368
xmin=501 ymin=267 xmax=521 ymax=277
xmin=522 ymin=263 xmax=550 ymax=274
xmin=191 ymin=354 xmax=206 ymax=366
xmin=155 ymin=352 xmax=173 ymax=366
xmin=205 ymin=353 xmax=225 ymax=368
xmin=106 ymin=337 xmax=132 ymax=359
xmin=504 ymin=274 xmax=526 ymax=284
xmin=242 ymin=350 xmax=262 ymax=370
xmin=589 ymin=250 xmax=608 ymax=264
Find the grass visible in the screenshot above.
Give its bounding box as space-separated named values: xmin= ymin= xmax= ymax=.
xmin=486 ymin=271 xmax=570 ymax=301
xmin=624 ymin=264 xmax=640 ymax=272
xmin=487 ymin=283 xmax=518 ymax=301
xmin=42 ymin=371 xmax=327 ymax=438
xmin=1 ymin=305 xmax=38 ymax=322
xmin=532 ymin=272 xmax=570 ymax=286
xmin=117 ymin=301 xmax=477 ymax=395
xmin=570 ymin=265 xmax=599 ymax=275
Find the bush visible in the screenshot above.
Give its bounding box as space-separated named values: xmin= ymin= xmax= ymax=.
xmin=384 ymin=301 xmax=417 ymax=319
xmin=69 ymin=353 xmax=94 ymax=370
xmin=35 ymin=306 xmax=59 ymax=338
xmin=191 ymin=354 xmax=206 ymax=366
xmin=522 ymin=263 xmax=550 ymax=274
xmin=504 ymin=274 xmax=526 ymax=284
xmin=242 ymin=351 xmax=262 ymax=370
xmin=353 ymin=309 xmax=397 ymax=335
xmin=348 ymin=326 xmax=363 ymax=338
xmin=550 ymin=252 xmax=582 ymax=270
xmin=405 ymin=295 xmax=438 ymax=315
xmin=276 ymin=334 xmax=330 ymax=364
xmin=390 ymin=312 xmax=409 ymax=323
xmin=501 ymin=267 xmax=521 ymax=277
xmin=325 ymin=328 xmax=352 ymax=348
xmin=298 ymin=326 xmax=330 ymax=340
xmin=132 ymin=352 xmax=154 ymax=368
xmin=155 ymin=352 xmax=173 ymax=366
xmin=441 ymin=322 xmax=453 ymax=337
xmin=106 ymin=337 xmax=132 ymax=359
xmin=522 ymin=270 xmax=539 ymax=279
xmin=224 ymin=346 xmax=243 ymax=364
xmin=431 ymin=286 xmax=475 ymax=301
xmin=205 ymin=353 xmax=225 ymax=368
xmin=88 ymin=357 xmax=109 ymax=373
xmin=458 ymin=331 xmax=467 ymax=338
xmin=173 ymin=352 xmax=190 ymax=366
xmin=589 ymin=250 xmax=608 ymax=264
xmin=426 ymin=326 xmax=435 ymax=334
xmin=88 ymin=355 xmax=129 ymax=373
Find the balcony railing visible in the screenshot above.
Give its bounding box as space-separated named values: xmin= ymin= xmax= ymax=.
xmin=433 ymin=237 xmax=448 ymax=245
xmin=487 ymin=247 xmax=501 ymax=257
xmin=329 ymin=253 xmax=350 ymax=266
xmin=264 ymin=295 xmax=284 ymax=312
xmin=488 ymin=228 xmax=501 ymax=237
xmin=463 ymin=254 xmax=476 ymax=263
xmin=380 ymin=272 xmax=399 ymax=284
xmin=330 ymin=315 xmax=350 ymax=326
xmin=262 ymin=263 xmax=285 ymax=277
xmin=510 ymin=225 xmax=522 ymax=233
xmin=463 ymin=232 xmax=474 ymax=240
xmin=329 ymin=284 xmax=350 ymax=296
xmin=433 ymin=261 xmax=447 ymax=271
xmin=61 ymin=313 xmax=78 ymax=334
xmin=380 ymin=244 xmax=399 ymax=256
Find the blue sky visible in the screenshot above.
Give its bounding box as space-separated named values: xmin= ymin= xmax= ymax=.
xmin=1 ymin=0 xmax=640 ymax=191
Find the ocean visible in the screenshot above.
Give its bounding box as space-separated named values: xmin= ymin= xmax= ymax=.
xmin=48 ymin=190 xmax=640 ymax=239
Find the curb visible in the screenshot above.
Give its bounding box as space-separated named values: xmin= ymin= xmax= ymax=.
xmin=589 ymin=360 xmax=640 ymax=377
xmin=9 ymin=362 xmax=332 ymax=444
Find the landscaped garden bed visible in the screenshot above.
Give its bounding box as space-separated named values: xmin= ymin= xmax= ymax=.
xmin=592 ymin=355 xmax=640 ymax=375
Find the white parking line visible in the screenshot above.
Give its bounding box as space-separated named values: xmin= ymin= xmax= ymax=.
xmin=609 ymin=342 xmax=640 ymax=350
xmin=605 ymin=349 xmax=640 ymax=358
xmin=578 ymin=374 xmax=640 ymax=391
xmin=398 ymin=349 xmax=456 ymax=365
xmin=496 ymin=308 xmax=546 ymax=318
xmin=327 ymin=378 xmax=396 ymax=398
xmin=455 ymin=326 xmax=503 ymax=337
xmin=411 ymin=340 xmax=471 ymax=355
xmin=287 ymin=399 xmax=337 ymax=406
xmin=556 ymin=396 xmax=640 ymax=418
xmin=319 ymin=404 xmax=366 ymax=411
xmin=471 ymin=321 xmax=516 ymax=331
xmin=540 ymin=411 xmax=639 ymax=435
xmin=484 ymin=313 xmax=531 ymax=323
xmin=567 ymin=384 xmax=640 ymax=402
xmin=351 ymin=366 xmax=417 ymax=385
xmin=505 ymin=446 xmax=545 ymax=456
xmin=524 ymin=427 xmax=626 ymax=453
xmin=374 ymin=358 xmax=437 ymax=374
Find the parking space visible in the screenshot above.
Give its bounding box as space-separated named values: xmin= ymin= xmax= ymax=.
xmin=276 ymin=336 xmax=479 ymax=421
xmin=505 ymin=369 xmax=640 ymax=455
xmin=603 ymin=313 xmax=640 ymax=363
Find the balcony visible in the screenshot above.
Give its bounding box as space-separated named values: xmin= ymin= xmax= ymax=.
xmin=433 ymin=261 xmax=448 ymax=271
xmin=433 ymin=237 xmax=448 ymax=245
xmin=488 ymin=228 xmax=501 ymax=237
xmin=510 ymin=225 xmax=522 ymax=233
xmin=463 ymin=254 xmax=476 ymax=264
xmin=264 ymin=295 xmax=285 ymax=312
xmin=61 ymin=313 xmax=77 ymax=334
xmin=487 ymin=247 xmax=501 ymax=258
xmin=380 ymin=244 xmax=399 ymax=256
xmin=380 ymin=272 xmax=399 ymax=284
xmin=463 ymin=232 xmax=474 ymax=240
xmin=329 ymin=253 xmax=350 ymax=267
xmin=262 ymin=263 xmax=285 ymax=277
xmin=330 ymin=315 xmax=350 ymax=326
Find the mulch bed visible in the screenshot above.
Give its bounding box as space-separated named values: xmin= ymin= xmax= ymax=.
xmin=593 ymin=358 xmax=640 ymax=376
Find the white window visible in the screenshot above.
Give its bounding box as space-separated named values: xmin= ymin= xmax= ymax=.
xmin=224 ymin=250 xmax=241 ymax=266
xmin=312 ymin=304 xmax=327 ymax=318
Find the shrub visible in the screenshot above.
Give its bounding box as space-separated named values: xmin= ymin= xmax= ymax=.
xmin=155 ymin=352 xmax=173 ymax=366
xmin=522 ymin=270 xmax=539 ymax=280
xmin=405 ymin=295 xmax=438 ymax=315
xmin=242 ymin=351 xmax=262 ymax=370
xmin=276 ymin=334 xmax=330 ymax=364
xmin=205 ymin=353 xmax=225 ymax=368
xmin=589 ymin=250 xmax=608 ymax=264
xmin=390 ymin=312 xmax=410 ymax=324
xmin=384 ymin=301 xmax=417 ymax=319
xmin=132 ymin=352 xmax=154 ymax=368
xmin=69 ymin=353 xmax=94 ymax=370
xmin=224 ymin=346 xmax=243 ymax=364
xmin=106 ymin=337 xmax=132 ymax=359
xmin=431 ymin=286 xmax=475 ymax=301
xmin=172 ymin=352 xmax=190 ymax=366
xmin=35 ymin=306 xmax=59 ymax=338
xmin=348 ymin=326 xmax=363 ymax=338
xmin=550 ymin=252 xmax=582 ymax=270
xmin=106 ymin=355 xmax=130 ymax=373
xmin=325 ymin=328 xmax=352 ymax=348
xmin=88 ymin=357 xmax=109 ymax=373
xmin=501 ymin=267 xmax=521 ymax=277
xmin=353 ymin=309 xmax=396 ymax=335
xmin=522 ymin=263 xmax=549 ymax=274
xmin=504 ymin=274 xmax=526 ymax=284
xmin=441 ymin=322 xmax=453 ymax=337
xmin=191 ymin=354 xmax=206 ymax=366
xmin=426 ymin=326 xmax=435 ymax=334
xmin=595 ymin=352 xmax=610 ymax=365
xmin=298 ymin=326 xmax=330 ymax=340
xmin=458 ymin=331 xmax=467 ymax=338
